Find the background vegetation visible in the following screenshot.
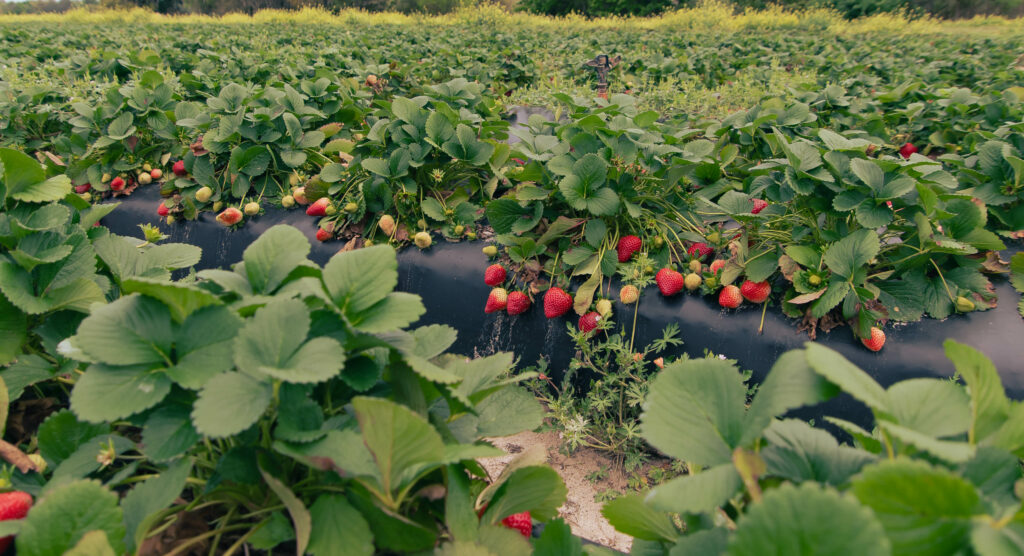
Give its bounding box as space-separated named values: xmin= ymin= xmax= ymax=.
xmin=2 ymin=0 xmax=1023 ymax=19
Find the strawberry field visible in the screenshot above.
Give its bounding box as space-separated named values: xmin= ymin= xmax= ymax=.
xmin=2 ymin=4 xmax=1024 ymax=555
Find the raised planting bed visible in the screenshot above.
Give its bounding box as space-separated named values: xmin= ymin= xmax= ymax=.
xmin=102 ymin=185 xmax=1024 ymax=429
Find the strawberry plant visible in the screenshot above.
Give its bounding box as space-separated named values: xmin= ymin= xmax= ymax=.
xmin=1 ymin=223 xmax=576 ymax=554
xmin=604 ymin=340 xmax=1024 ymax=555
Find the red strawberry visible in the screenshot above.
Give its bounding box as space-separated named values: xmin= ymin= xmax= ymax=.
xmin=306 ymin=197 xmax=330 ymax=217
xmin=216 ymin=207 xmax=243 ymax=226
xmin=751 ymin=199 xmax=768 ymax=214
xmin=740 ymin=280 xmax=771 ymax=303
xmin=0 ymin=491 xmax=32 ymax=553
xmin=578 ymin=312 xmax=601 ymax=334
xmin=709 ymin=259 xmax=726 ymax=275
xmin=485 ymin=288 xmax=508 ymax=313
xmin=501 ymin=511 xmax=532 ymax=538
xmin=484 ymin=264 xmax=507 ymax=286
xmin=316 ymin=228 xmax=331 ymax=242
xmin=157 ymin=203 xmax=169 ymax=217
xmin=110 ymin=177 xmax=126 ymax=191
xmin=506 ymin=291 xmax=531 ymax=315
xmin=862 ymin=327 xmax=885 ymax=352
xmin=899 ymin=142 xmax=917 ymax=159
xmin=719 ymin=285 xmax=742 ymax=308
xmin=172 ymin=160 xmax=187 ymax=176
xmin=688 ymin=242 xmax=712 ymax=260
xmin=655 ymin=268 xmax=684 ymax=296
xmin=543 ymin=287 xmax=573 ymax=318
xmin=616 ymin=235 xmax=642 ymax=262
xmin=74 ymin=183 xmax=91 ymax=194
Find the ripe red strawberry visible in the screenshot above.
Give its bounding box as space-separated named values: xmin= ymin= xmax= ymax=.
xmin=899 ymin=142 xmax=917 ymax=159
xmin=306 ymin=197 xmax=330 ymax=217
xmin=110 ymin=177 xmax=126 ymax=191
xmin=655 ymin=268 xmax=684 ymax=296
xmin=751 ymin=199 xmax=768 ymax=214
xmin=543 ymin=287 xmax=573 ymax=318
xmin=501 ymin=511 xmax=532 ymax=538
xmin=719 ymin=284 xmax=742 ymax=308
xmin=485 ymin=288 xmax=508 ymax=313
xmin=316 ymin=228 xmax=331 ymax=242
xmin=172 ymin=160 xmax=187 ymax=176
xmin=506 ymin=291 xmax=531 ymax=315
xmin=740 ymin=280 xmax=771 ymax=303
xmin=688 ymin=242 xmax=712 ymax=260
xmin=862 ymin=327 xmax=885 ymax=352
xmin=157 ymin=203 xmax=169 ymax=217
xmin=578 ymin=312 xmax=601 ymax=334
xmin=74 ymin=183 xmax=91 ymax=194
xmin=0 ymin=491 xmax=32 ymax=553
xmin=617 ymin=235 xmax=642 ymax=262
xmin=709 ymin=259 xmax=726 ymax=275
xmin=484 ymin=264 xmax=507 ymax=286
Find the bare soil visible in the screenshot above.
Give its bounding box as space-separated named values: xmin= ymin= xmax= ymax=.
xmin=479 ymin=430 xmax=633 ymax=552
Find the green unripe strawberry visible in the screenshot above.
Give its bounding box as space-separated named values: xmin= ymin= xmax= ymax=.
xmin=244 ymin=202 xmax=260 ymax=216
xmin=707 ymin=231 xmax=720 ymax=244
xmin=809 ymin=274 xmax=822 ymax=287
xmin=466 ymin=231 xmax=477 ymax=240
xmin=325 ymin=204 xmax=338 ymax=216
xmin=281 ymin=195 xmax=295 ymax=208
xmin=414 ymin=231 xmax=432 ymax=249
xmin=955 ymin=296 xmax=975 ymax=312
xmin=483 ymin=245 xmax=498 ymax=257
xmin=684 ymin=273 xmax=702 ymax=291
xmin=212 ymin=201 xmax=224 ymax=212
xmin=688 ymin=260 xmax=702 ymax=273
xmin=454 ymin=224 xmax=465 ymax=235
xmin=344 ymin=202 xmax=358 ymax=213
xmin=195 ymin=186 xmax=213 ymax=203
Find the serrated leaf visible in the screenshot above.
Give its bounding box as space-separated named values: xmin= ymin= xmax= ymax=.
xmin=645 ymin=463 xmax=741 ymax=514
xmin=243 ymin=225 xmax=311 ymax=294
xmin=823 ymin=229 xmax=879 ymax=279
xmin=761 ymin=419 xmax=877 ymax=485
xmin=805 ymin=343 xmax=890 ymax=414
xmin=308 ymin=494 xmax=373 ymax=556
xmin=16 ymin=480 xmax=126 ymax=556
xmin=70 ymin=364 xmax=172 ymax=423
xmin=600 ymin=493 xmax=677 ymax=542
xmin=73 ymin=294 xmax=172 ymax=365
xmin=352 ymin=397 xmax=445 ymax=496
xmin=852 ymin=459 xmax=983 ymax=555
xmin=640 ymin=358 xmax=747 ymax=468
xmin=323 ymin=245 xmax=396 ymax=315
xmin=192 ymin=372 xmax=272 ymax=437
xmin=142 ymin=404 xmax=200 ymax=462
xmin=728 ymin=483 xmax=889 ymax=556
xmin=234 ymin=298 xmax=345 ymax=383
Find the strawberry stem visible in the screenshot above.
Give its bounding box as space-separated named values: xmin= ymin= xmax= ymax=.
xmin=758 ymin=300 xmax=768 ymax=335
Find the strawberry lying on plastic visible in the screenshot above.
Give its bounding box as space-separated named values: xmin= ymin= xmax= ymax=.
xmin=484 ymin=264 xmax=507 ymax=286
xmin=506 ymin=291 xmax=531 ymax=315
xmin=485 ymin=288 xmax=508 ymax=314
xmin=544 ymin=287 xmax=573 ymax=318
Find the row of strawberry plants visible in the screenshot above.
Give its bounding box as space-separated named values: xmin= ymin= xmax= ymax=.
xmin=8 ymin=71 xmax=1022 ymax=348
